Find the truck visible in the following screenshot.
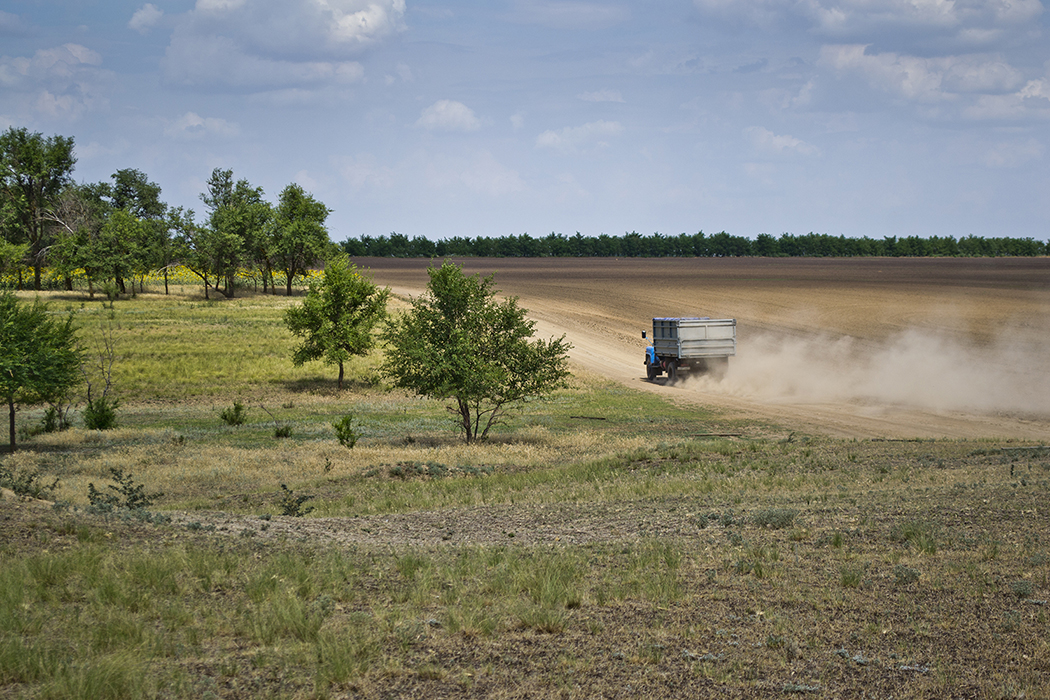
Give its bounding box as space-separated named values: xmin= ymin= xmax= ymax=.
xmin=643 ymin=317 xmax=736 ymax=382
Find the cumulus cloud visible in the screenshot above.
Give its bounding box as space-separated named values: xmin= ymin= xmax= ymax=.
xmin=578 ymin=89 xmax=624 ymax=103
xmin=512 ymin=1 xmax=630 ymax=29
xmin=694 ymin=0 xmax=1043 ymax=40
xmin=820 ymin=44 xmax=1028 ymax=106
xmin=416 ymin=100 xmax=481 ymax=132
xmin=535 ymin=120 xmax=623 ymax=153
xmin=163 ymin=111 xmax=240 ymax=139
xmin=0 ymin=43 xmax=109 ymax=119
xmin=982 ymin=139 xmax=1044 ymax=167
xmin=0 ymin=10 xmax=29 ymax=36
xmin=745 ymin=126 xmax=820 ymax=156
xmin=129 ymin=4 xmax=164 ymax=34
xmin=163 ymin=0 xmax=404 ymax=88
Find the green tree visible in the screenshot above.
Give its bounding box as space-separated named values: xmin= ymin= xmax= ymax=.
xmin=271 ymin=183 xmax=333 ymax=295
xmin=381 ymin=261 xmax=572 ymax=443
xmin=284 ymin=255 xmax=389 ymax=390
xmin=0 ymin=292 xmax=81 ymax=450
xmin=199 ymin=168 xmax=269 ymax=298
xmin=0 ymin=128 xmax=77 ymax=290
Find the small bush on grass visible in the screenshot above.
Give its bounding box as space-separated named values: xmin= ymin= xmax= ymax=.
xmin=0 ymin=464 xmax=59 ymax=500
xmin=277 ymin=484 xmax=314 ymax=517
xmin=332 ymin=414 xmax=360 ymax=449
xmin=87 ymin=468 xmax=162 ymax=512
xmin=83 ymin=396 xmax=119 ymax=431
xmin=220 ymin=401 xmax=247 ymax=426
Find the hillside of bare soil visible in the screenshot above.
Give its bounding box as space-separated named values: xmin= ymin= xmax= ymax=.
xmin=358 ymin=257 xmax=1050 ymax=440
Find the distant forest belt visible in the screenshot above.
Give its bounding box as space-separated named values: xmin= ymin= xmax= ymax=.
xmin=342 ymin=231 xmax=1048 ymax=259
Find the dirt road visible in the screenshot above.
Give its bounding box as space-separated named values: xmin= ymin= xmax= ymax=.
xmin=358 ymin=257 xmax=1050 ymax=440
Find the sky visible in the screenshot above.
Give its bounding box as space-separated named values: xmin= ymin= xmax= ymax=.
xmin=2 ymin=0 xmax=1048 ymax=244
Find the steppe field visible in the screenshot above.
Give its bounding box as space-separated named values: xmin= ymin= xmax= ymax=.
xmin=1 ymin=257 xmax=1048 ymax=699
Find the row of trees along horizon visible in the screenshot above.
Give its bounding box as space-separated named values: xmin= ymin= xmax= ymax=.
xmin=342 ymin=230 xmax=1049 ymax=259
xmin=3 ymin=126 xmax=1046 ymax=300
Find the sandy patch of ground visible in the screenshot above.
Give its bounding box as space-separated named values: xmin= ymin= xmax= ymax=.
xmin=358 ymin=257 xmax=1050 ymax=440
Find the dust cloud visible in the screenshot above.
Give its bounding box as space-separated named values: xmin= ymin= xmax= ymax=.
xmin=690 ymin=327 xmax=1050 ymax=417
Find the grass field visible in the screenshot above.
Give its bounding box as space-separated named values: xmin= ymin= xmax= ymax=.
xmin=1 ymin=280 xmax=1048 ymax=699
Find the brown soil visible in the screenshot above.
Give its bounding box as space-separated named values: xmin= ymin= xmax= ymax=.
xmin=359 ymin=256 xmax=1050 ymax=440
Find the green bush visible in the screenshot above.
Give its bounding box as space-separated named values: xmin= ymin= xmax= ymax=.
xmin=332 ymin=414 xmax=360 ymax=449
xmin=277 ymin=484 xmax=314 ymax=517
xmin=83 ymin=396 xmax=119 ymax=430
xmin=220 ymin=401 xmax=247 ymax=426
xmin=87 ymin=468 xmax=162 ymax=511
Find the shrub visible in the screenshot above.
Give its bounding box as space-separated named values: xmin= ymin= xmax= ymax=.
xmin=332 ymin=414 xmax=360 ymax=449
xmin=278 ymin=483 xmax=314 ymax=517
xmin=274 ymin=424 xmax=292 ymax=439
xmin=83 ymin=396 xmax=119 ymax=430
xmin=0 ymin=464 xmax=59 ymax=500
xmin=220 ymin=401 xmax=247 ymax=426
xmin=87 ymin=467 xmax=162 ymax=511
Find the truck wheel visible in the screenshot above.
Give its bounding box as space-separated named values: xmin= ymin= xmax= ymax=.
xmin=667 ymin=360 xmax=678 ymax=383
xmin=646 ymin=364 xmax=658 ymax=381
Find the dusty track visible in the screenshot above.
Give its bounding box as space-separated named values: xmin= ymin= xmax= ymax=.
xmin=358 ymin=257 xmax=1050 ymax=440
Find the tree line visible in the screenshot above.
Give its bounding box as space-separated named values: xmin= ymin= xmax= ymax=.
xmin=344 ymin=230 xmax=1048 ymax=259
xmin=0 ymin=127 xmax=335 ymax=297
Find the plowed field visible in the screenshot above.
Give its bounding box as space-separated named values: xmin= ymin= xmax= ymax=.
xmin=358 ymin=257 xmax=1050 ymax=440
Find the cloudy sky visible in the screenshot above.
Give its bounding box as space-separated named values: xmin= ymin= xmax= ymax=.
xmin=2 ymin=0 xmax=1048 ymax=243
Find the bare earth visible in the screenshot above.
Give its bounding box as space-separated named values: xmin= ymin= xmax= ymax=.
xmin=359 ymin=256 xmax=1050 ymax=441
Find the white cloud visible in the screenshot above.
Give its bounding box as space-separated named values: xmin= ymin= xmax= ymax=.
xmin=578 ymin=89 xmax=624 ymax=103
xmin=982 ymin=139 xmax=1044 ymax=167
xmin=457 ymin=151 xmax=527 ymax=196
xmin=164 ymin=0 xmax=404 ymax=88
xmin=510 ymin=112 xmax=525 ymax=129
xmin=535 ymin=120 xmax=623 ymax=153
xmin=745 ymin=126 xmax=820 ymax=156
xmin=963 ymin=78 xmax=1050 ymax=119
xmin=163 ymin=111 xmax=240 ymax=139
xmin=820 ymin=44 xmax=1039 ymax=117
xmin=0 ymin=10 xmax=29 ymax=35
xmin=129 ymin=4 xmax=164 ymax=34
xmin=337 ymin=153 xmax=396 ymax=189
xmin=0 ymin=43 xmax=109 ymax=119
xmin=512 ymin=1 xmax=630 ymax=29
xmin=416 ymin=100 xmax=481 ymax=132
xmin=694 ymin=0 xmax=1044 ymax=42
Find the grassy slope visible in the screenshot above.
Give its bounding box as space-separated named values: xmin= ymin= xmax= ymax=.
xmin=1 ymin=288 xmax=1048 ymax=699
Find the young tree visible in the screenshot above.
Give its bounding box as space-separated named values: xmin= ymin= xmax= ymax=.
xmin=0 ymin=292 xmax=81 ymax=451
xmin=271 ymin=183 xmax=333 ymax=295
xmin=0 ymin=128 xmax=77 ymax=290
xmin=284 ymin=254 xmax=389 ymax=390
xmin=381 ymin=261 xmax=572 ymax=443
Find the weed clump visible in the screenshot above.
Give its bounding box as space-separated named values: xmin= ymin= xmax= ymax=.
xmin=752 ymin=508 xmax=798 ymax=530
xmin=890 ymin=521 xmax=939 ymax=554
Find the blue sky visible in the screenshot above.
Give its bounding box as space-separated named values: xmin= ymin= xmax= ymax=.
xmin=2 ymin=0 xmax=1048 ymax=243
